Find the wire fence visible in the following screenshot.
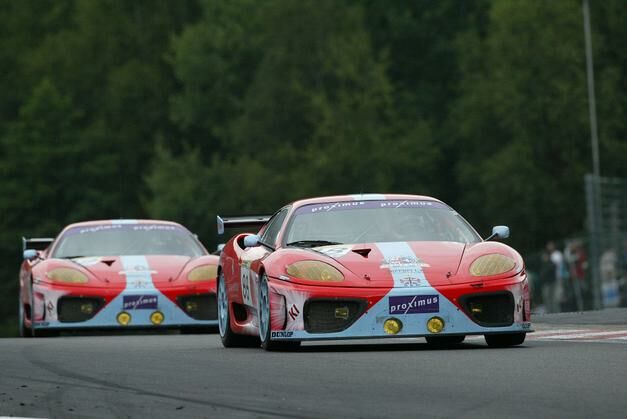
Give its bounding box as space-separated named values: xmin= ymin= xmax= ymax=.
xmin=526 ymin=175 xmax=627 ymax=313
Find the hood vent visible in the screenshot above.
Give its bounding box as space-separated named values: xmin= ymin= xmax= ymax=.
xmin=351 ymin=248 xmax=371 ymax=258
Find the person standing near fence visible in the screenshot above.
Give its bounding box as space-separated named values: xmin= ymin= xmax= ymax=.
xmin=544 ymin=241 xmax=566 ymax=312
xmin=565 ymin=240 xmax=586 ymax=311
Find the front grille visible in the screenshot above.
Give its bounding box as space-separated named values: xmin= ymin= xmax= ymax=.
xmin=58 ymin=297 xmax=104 ymax=323
xmin=177 ymin=294 xmax=217 ymax=320
xmin=304 ymin=299 xmax=366 ymax=333
xmin=460 ymin=292 xmax=514 ymax=327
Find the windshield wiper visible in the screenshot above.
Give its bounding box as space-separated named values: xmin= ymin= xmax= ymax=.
xmin=286 ymin=240 xmax=343 ymax=248
xmin=62 ymin=255 xmax=86 ymax=259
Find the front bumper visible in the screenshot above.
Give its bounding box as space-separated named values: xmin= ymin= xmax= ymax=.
xmin=266 ymin=274 xmax=531 ymax=341
xmin=31 ymin=283 xmax=218 ymax=330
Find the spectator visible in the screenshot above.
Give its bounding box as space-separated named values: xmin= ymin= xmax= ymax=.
xmin=564 ymin=240 xmax=586 ymax=311
xmin=600 ymin=247 xmax=620 ymax=307
xmin=540 ymin=241 xmax=565 ymax=313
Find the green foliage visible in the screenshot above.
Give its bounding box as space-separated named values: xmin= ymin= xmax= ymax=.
xmin=451 ymin=0 xmax=591 ymax=249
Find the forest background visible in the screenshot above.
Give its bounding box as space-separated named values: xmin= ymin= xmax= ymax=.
xmin=1 ymin=0 xmax=625 ymax=335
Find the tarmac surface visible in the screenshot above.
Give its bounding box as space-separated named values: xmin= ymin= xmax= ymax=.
xmin=1 ymin=309 xmax=626 ymax=418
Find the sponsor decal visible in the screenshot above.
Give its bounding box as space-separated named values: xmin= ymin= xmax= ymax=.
xmin=380 ymin=256 xmax=428 ymax=268
xmin=381 ymin=256 xmax=429 ymax=276
xmin=516 ymin=297 xmax=524 ymax=313
xmin=522 ymin=322 xmax=531 ymax=330
xmin=288 ymin=304 xmax=300 ymax=321
xmin=389 ymin=295 xmax=439 ymax=314
xmin=47 ymin=301 xmax=54 ymax=315
xmin=131 ymin=224 xmax=177 ymax=232
xmin=119 ymin=265 xmax=157 ymax=275
xmin=74 ymin=257 xmax=102 ymax=267
xmin=123 ymin=295 xmax=158 ymax=310
xmin=130 ymin=279 xmax=150 ymax=289
xmin=379 ymin=200 xmax=446 ymax=209
xmin=314 ymin=245 xmax=353 ymax=259
xmin=66 ymin=223 xmax=186 ymax=237
xmin=35 ymin=321 xmax=50 ymax=327
xmin=271 ymin=331 xmax=294 ymax=338
xmin=295 ymin=200 xmax=449 ymax=215
xmin=399 ymin=277 xmax=424 ymax=287
xmin=308 ymin=201 xmax=367 ymax=213
xmin=77 ymin=224 xmax=123 ymax=234
xmin=240 ymin=265 xmax=253 ymax=306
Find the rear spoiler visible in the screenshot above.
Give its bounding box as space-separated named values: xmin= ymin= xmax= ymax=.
xmin=22 ymin=237 xmax=54 ymax=252
xmin=217 ymin=215 xmax=271 ymax=235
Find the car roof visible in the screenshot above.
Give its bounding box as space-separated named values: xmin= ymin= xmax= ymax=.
xmin=289 ymin=193 xmax=445 ymax=210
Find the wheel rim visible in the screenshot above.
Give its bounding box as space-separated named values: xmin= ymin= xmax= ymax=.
xmin=218 ymin=275 xmax=228 ymax=337
xmin=259 ymin=277 xmax=269 ymax=341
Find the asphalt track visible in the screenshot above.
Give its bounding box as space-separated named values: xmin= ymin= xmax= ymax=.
xmin=1 ymin=309 xmax=626 ymax=419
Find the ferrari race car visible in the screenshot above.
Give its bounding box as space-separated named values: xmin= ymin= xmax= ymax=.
xmin=217 ymin=194 xmax=531 ymax=350
xmin=19 ymin=220 xmax=219 ymax=336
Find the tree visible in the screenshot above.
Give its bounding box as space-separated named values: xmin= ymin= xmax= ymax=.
xmin=451 ymin=0 xmax=590 ymax=251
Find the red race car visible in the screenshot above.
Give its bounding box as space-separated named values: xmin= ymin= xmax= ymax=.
xmin=217 ymin=194 xmax=531 ymax=350
xmin=19 ymin=219 xmax=219 ymax=336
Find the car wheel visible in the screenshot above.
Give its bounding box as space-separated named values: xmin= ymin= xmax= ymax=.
xmin=485 ymin=332 xmax=526 ymax=347
xmin=217 ymin=272 xmax=258 ymax=347
xmin=425 ymin=335 xmax=465 ymax=347
xmin=259 ymin=273 xmax=300 ymax=351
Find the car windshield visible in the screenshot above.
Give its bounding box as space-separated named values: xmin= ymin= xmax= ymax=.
xmin=284 ymin=200 xmax=481 ymax=246
xmin=52 ymin=224 xmax=205 ymax=258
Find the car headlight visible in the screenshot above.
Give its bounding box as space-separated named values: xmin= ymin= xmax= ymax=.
xmin=46 ymin=268 xmax=89 ymax=284
xmin=285 ymin=261 xmax=344 ymax=281
xmin=187 ymin=265 xmax=218 ymax=282
xmin=469 ymin=254 xmax=516 ymax=277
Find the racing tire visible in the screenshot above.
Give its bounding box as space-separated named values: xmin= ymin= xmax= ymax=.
xmin=217 ymin=272 xmax=259 ymax=348
xmin=485 ymin=332 xmax=526 ymax=347
xmin=425 ymin=335 xmax=465 ymax=347
xmin=259 ymin=273 xmax=300 ymax=351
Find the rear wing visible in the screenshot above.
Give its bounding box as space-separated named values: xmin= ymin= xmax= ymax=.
xmin=22 ymin=237 xmax=54 ymax=252
xmin=217 ymin=215 xmax=271 ymax=235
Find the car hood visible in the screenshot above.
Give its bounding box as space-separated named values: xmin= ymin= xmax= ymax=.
xmin=311 ymin=242 xmax=464 ymax=287
xmin=306 ymin=241 xmax=521 ymax=287
xmin=68 ymin=255 xmax=192 ymax=286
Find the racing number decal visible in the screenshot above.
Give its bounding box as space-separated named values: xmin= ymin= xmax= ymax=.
xmin=241 ymin=265 xmax=253 ymax=306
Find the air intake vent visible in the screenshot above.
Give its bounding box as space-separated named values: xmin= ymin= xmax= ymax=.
xmin=304 ymin=299 xmax=366 ymax=333
xmin=460 ymin=292 xmax=514 ymax=327
xmin=177 ymin=293 xmax=217 ymax=320
xmin=58 ymin=297 xmax=104 ymax=323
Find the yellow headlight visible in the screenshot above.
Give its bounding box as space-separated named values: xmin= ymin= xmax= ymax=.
xmin=285 ymin=261 xmax=344 ymax=281
xmin=188 ymin=265 xmax=218 ymax=282
xmin=117 ymin=311 xmax=131 ymax=326
xmin=150 ymin=311 xmax=164 ymax=325
xmin=46 ymin=268 xmax=89 ymax=284
xmin=383 ymin=318 xmax=403 ymax=335
xmin=469 ymin=254 xmax=516 ymax=277
xmin=427 ymin=316 xmax=445 ymax=333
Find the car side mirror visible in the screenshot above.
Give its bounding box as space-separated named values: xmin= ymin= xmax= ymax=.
xmin=23 ymin=249 xmax=39 ymax=261
xmin=486 ymin=225 xmax=510 ymax=241
xmin=243 ymin=235 xmax=260 ymax=248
